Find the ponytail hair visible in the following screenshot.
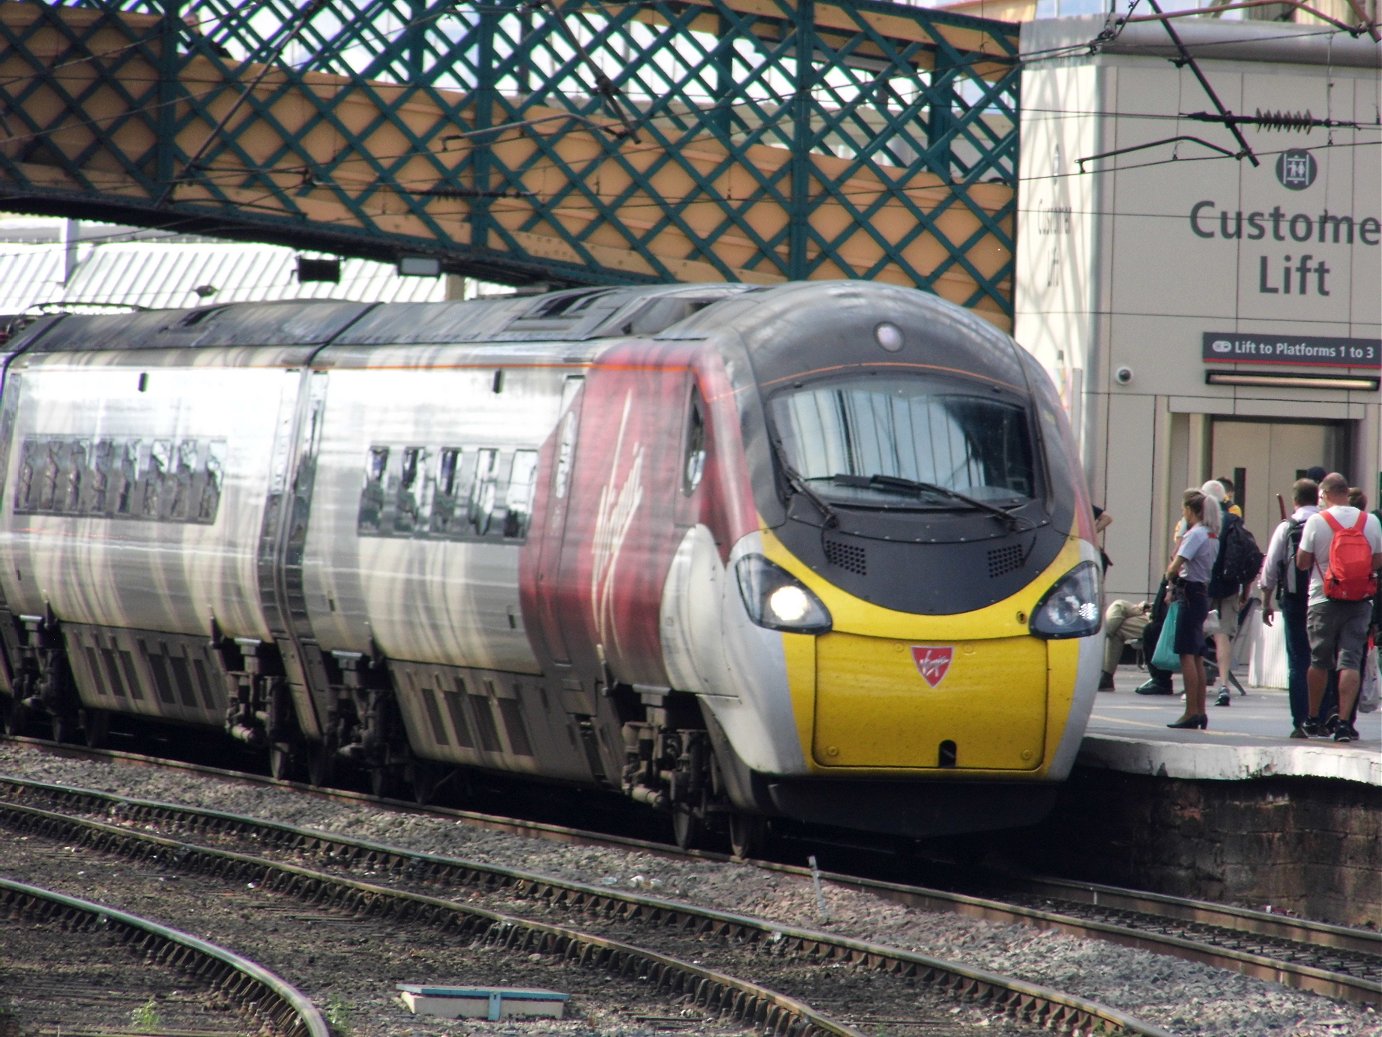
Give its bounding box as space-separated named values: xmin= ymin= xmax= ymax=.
xmin=1197 ymin=480 xmax=1224 ymax=536
xmin=1202 ymin=496 xmax=1222 ymax=536
xmin=1183 ymin=489 xmax=1206 ymax=522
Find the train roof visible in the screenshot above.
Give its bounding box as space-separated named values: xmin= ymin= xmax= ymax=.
xmin=2 ymin=284 xmax=759 ymax=357
xmin=1 ymin=282 xmax=1036 ymax=397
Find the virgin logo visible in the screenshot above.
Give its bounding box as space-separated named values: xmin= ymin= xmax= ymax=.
xmin=911 ymin=646 xmax=953 ymax=687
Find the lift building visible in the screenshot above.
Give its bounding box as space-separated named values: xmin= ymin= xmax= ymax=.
xmin=1014 ymin=17 xmax=1380 ymax=666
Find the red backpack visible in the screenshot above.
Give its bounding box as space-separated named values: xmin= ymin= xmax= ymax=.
xmin=1320 ymin=512 xmax=1378 ymax=602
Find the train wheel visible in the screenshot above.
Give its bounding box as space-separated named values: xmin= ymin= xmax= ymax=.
xmin=728 ymin=813 xmax=766 ymax=859
xmin=369 ymin=763 xmax=402 ymax=800
xmin=49 ymin=712 xmax=78 ymax=745
xmin=407 ymin=759 xmax=444 ymax=805
xmin=306 ymin=743 xmax=335 ymax=787
xmin=81 ymin=710 xmax=110 ymax=749
xmin=671 ymin=801 xmax=705 ymax=851
xmin=1 ymin=695 xmax=26 ymax=737
xmin=268 ymin=742 xmax=298 ymax=781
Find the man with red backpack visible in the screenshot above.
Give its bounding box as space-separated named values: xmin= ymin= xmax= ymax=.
xmin=1296 ymin=473 xmax=1382 ymax=742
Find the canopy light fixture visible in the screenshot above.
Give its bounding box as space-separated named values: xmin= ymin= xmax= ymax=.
xmin=1205 ymin=370 xmax=1380 ymax=392
xmin=398 ymin=255 xmax=441 ymax=277
xmin=297 ymin=256 xmax=341 ymax=283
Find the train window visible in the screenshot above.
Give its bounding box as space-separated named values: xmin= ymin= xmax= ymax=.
xmin=115 ymin=440 xmax=140 ymax=515
xmin=15 ymin=441 xmax=37 ymax=511
xmin=683 ymin=389 xmax=706 ymax=495
xmin=12 ymin=434 xmax=224 ymax=524
xmin=352 ymin=442 xmax=536 ymax=542
xmin=61 ymin=439 xmax=87 ymax=513
xmin=37 ymin=440 xmax=61 ymax=511
xmin=438 ymin=447 xmax=460 ymax=497
xmin=504 ymin=449 xmax=539 ymax=539
xmin=431 ymin=447 xmax=461 ymax=535
xmin=143 ymin=440 xmax=171 ymax=517
xmin=551 ymin=376 xmax=583 ymax=502
xmin=88 ymin=439 xmax=114 ymax=514
xmin=770 ymin=377 xmax=1035 ymax=506
xmin=395 ymin=446 xmax=424 ymax=534
xmin=197 ymin=442 xmax=225 ymax=523
xmin=469 ymin=448 xmax=500 ymax=536
xmin=358 ymin=446 xmax=391 ymax=532
xmin=168 ymin=440 xmax=199 ymax=519
xmin=431 ymin=447 xmax=478 ymax=537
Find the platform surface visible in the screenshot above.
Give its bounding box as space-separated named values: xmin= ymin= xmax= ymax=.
xmin=1079 ymin=667 xmax=1380 ymax=787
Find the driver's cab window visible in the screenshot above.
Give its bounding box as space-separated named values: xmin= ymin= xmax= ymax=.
xmin=683 ymin=388 xmax=706 ymax=495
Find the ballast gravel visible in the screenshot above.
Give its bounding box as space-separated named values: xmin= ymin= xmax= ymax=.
xmin=0 ymin=743 xmax=1376 ymax=1037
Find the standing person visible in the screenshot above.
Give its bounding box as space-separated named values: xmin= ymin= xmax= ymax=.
xmin=1137 ymin=501 xmax=1204 ymax=697
xmin=1134 ymin=581 xmax=1176 ymax=694
xmin=1202 ymin=479 xmax=1250 ymax=707
xmin=1165 ymin=488 xmax=1220 ymax=729
xmin=1259 ymin=478 xmax=1319 ymax=738
xmin=1216 ymin=475 xmax=1244 ymax=518
xmin=1296 ymin=473 xmax=1382 ymax=742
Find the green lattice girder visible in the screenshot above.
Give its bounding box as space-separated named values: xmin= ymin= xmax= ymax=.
xmin=0 ymin=0 xmax=1020 ymax=323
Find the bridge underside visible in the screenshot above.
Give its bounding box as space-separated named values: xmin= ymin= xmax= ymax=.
xmin=0 ymin=0 xmax=1020 ymax=326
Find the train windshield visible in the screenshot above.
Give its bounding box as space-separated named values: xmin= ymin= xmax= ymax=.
xmin=769 ymin=375 xmax=1037 ymax=509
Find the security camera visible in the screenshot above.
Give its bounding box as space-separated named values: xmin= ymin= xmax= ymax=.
xmin=1114 ymin=366 xmax=1133 ymax=385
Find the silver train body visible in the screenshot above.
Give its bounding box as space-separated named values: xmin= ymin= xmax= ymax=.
xmin=0 ymin=281 xmax=1103 ymax=851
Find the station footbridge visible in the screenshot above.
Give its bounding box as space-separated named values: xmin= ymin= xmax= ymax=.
xmin=0 ymin=0 xmax=1021 ymax=326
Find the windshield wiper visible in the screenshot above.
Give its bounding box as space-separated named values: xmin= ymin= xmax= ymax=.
xmin=832 ymin=473 xmax=1032 ymax=531
xmin=777 ymin=458 xmax=838 ymax=528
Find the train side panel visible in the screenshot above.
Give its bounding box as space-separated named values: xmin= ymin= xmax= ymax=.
xmin=0 ymin=356 xmax=290 ymax=639
xmin=299 ymin=356 xmax=569 ymax=673
xmin=0 ymin=354 xmax=298 ymax=725
xmin=295 ymin=352 xmax=603 ymax=780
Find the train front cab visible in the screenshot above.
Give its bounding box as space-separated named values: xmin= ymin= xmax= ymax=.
xmin=712 ymin=294 xmax=1104 ymax=841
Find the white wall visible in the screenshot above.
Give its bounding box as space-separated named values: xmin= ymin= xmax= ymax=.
xmin=1016 ymin=17 xmax=1381 ymax=608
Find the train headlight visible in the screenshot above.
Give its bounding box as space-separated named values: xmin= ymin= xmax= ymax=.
xmin=735 ymin=555 xmax=833 ymax=634
xmin=1029 ymin=561 xmax=1102 ymax=639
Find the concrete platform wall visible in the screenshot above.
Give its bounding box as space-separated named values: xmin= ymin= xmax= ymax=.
xmin=1004 ymin=768 xmax=1379 ymax=928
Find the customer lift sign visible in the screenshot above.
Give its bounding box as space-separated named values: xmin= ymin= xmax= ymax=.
xmin=1202 ymin=334 xmax=1381 ymax=368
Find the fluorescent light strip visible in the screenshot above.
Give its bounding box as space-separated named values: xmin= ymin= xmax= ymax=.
xmin=1205 ymin=371 xmax=1380 ymax=391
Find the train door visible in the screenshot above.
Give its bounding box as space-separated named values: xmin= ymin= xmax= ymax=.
xmin=530 ymin=375 xmax=585 ymax=667
xmin=1209 ymin=419 xmax=1348 ymax=534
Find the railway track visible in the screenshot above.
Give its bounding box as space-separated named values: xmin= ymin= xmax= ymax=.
xmin=0 ymin=877 xmax=329 ymax=1037
xmin=1 ymin=739 xmax=1378 ymax=1033
xmin=0 ymin=789 xmax=857 ymax=1037
xmin=0 ymin=766 xmax=1169 ymax=1037
xmin=819 ymin=867 xmax=1381 ymax=1006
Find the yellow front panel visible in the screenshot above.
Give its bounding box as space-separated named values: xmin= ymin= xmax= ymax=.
xmin=813 ymin=633 xmax=1047 ymax=770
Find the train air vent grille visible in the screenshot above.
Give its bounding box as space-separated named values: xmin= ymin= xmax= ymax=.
xmin=987 ymin=544 xmax=1025 ymax=578
xmin=824 ymin=537 xmax=867 ymax=575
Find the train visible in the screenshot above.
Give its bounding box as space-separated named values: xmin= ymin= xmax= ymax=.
xmin=0 ymin=280 xmax=1102 ymax=854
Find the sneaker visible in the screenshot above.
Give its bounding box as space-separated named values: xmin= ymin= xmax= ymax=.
xmin=1098 ymin=671 xmax=1115 ymax=691
xmin=1289 ymin=726 xmax=1309 ymax=739
xmin=1324 ymin=714 xmax=1341 ymax=736
xmin=1134 ymin=678 xmax=1173 ymax=695
xmin=1333 ymin=724 xmax=1355 ymax=743
xmin=1215 ymin=687 xmax=1231 ymax=707
xmin=1302 ymin=718 xmax=1321 ymax=737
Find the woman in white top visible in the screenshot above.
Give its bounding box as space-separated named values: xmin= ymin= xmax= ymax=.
xmin=1164 ymin=488 xmax=1220 ymax=729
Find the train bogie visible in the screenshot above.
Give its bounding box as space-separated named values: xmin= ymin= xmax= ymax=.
xmin=0 ymin=282 xmax=1102 ymax=847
